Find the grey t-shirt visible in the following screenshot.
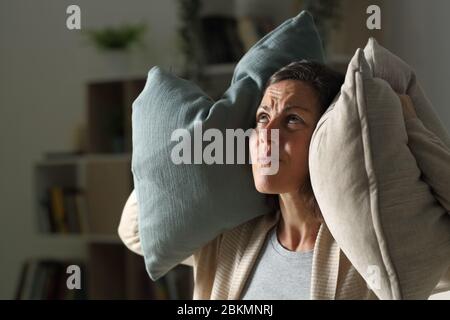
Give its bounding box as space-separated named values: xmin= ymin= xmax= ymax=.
xmin=241 ymin=226 xmax=314 ymax=300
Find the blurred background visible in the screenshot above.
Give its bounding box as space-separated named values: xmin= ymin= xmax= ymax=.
xmin=1 ymin=0 xmax=449 ymax=299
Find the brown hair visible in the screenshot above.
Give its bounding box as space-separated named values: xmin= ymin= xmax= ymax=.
xmin=264 ymin=60 xmax=344 ymax=221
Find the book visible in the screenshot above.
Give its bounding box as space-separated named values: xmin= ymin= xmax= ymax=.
xmin=16 ymin=259 xmax=87 ymax=300
xmin=75 ymin=193 xmax=89 ymax=233
xmin=64 ymin=188 xmax=82 ymax=233
xmin=39 ymin=187 xmax=87 ymax=234
xmin=49 ymin=187 xmax=68 ymax=233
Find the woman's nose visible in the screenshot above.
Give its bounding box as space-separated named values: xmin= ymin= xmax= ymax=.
xmin=258 ymin=120 xmax=279 ymax=149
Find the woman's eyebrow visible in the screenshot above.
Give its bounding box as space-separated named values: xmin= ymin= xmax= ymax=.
xmin=257 ymin=104 xmax=311 ymax=113
xmin=283 ymin=105 xmax=311 ymax=113
xmin=257 ymin=105 xmax=271 ymax=112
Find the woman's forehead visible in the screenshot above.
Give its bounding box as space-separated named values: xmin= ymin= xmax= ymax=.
xmin=267 ymin=86 xmax=283 ymax=100
xmin=263 ymin=80 xmax=317 ymax=103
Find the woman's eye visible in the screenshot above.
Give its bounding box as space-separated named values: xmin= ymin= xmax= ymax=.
xmin=287 ymin=114 xmax=304 ymax=124
xmin=257 ymin=113 xmax=269 ymax=123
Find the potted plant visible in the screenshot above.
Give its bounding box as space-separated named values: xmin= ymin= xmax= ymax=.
xmin=84 ymin=23 xmax=147 ymax=74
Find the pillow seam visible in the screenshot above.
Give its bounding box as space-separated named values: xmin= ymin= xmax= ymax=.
xmin=354 ymin=68 xmax=403 ymax=300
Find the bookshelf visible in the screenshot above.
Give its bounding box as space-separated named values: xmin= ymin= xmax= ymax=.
xmin=34 ymin=154 xmax=132 ymax=235
xmin=194 ymin=0 xmax=386 ymax=76
xmin=22 ymin=78 xmax=195 ymax=300
xmin=87 ymin=79 xmax=146 ymax=154
xmin=15 ymin=258 xmax=88 ymax=300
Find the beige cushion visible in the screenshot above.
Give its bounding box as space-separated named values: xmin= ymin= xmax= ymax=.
xmin=364 ymin=38 xmax=450 ymax=149
xmin=364 ymin=37 xmax=450 ymax=212
xmin=309 ymin=48 xmax=450 ymax=299
xmin=117 ymin=190 xmax=142 ymax=256
xmin=118 ymin=190 xmax=194 ymax=267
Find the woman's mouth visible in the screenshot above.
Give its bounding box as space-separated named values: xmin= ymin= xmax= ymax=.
xmin=257 ymin=156 xmax=273 ymax=165
xmin=256 ymin=156 xmax=282 ymax=166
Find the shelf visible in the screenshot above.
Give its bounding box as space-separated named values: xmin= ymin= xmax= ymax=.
xmin=84 ymin=234 xmax=122 ymax=244
xmin=15 ymin=258 xmax=88 ymax=300
xmin=37 ymin=153 xmax=131 ymax=167
xmin=38 ymin=233 xmax=122 ymax=244
xmin=29 ymin=76 xmax=145 ymax=299
xmin=87 ymin=79 xmax=146 ymax=154
xmin=37 ymin=233 xmax=86 ymax=241
xmin=34 ymin=155 xmax=132 ymax=235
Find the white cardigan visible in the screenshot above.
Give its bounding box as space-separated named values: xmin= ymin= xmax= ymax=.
xmin=118 ymin=190 xmax=450 ymax=299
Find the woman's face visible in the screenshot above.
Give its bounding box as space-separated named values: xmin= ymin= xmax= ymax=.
xmin=250 ymin=80 xmax=322 ymax=194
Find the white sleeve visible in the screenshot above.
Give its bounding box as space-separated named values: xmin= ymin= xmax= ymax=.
xmin=117 ymin=190 xmax=194 ymax=267
xmin=118 ymin=190 xmax=143 ymax=255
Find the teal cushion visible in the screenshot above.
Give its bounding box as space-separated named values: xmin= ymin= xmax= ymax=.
xmin=132 ymin=11 xmax=325 ymax=280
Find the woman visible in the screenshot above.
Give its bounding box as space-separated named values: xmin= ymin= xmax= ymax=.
xmin=118 ymin=60 xmax=431 ymax=300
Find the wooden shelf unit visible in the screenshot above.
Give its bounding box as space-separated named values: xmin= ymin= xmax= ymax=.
xmin=87 ymin=79 xmax=146 ymax=154
xmin=28 ymin=77 xmax=195 ymax=299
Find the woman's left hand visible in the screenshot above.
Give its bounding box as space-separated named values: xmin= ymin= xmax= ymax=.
xmin=397 ymin=94 xmax=418 ymax=121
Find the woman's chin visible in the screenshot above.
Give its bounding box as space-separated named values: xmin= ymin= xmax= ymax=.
xmin=253 ymin=171 xmax=304 ymax=195
xmin=253 ymin=178 xmax=282 ymax=194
